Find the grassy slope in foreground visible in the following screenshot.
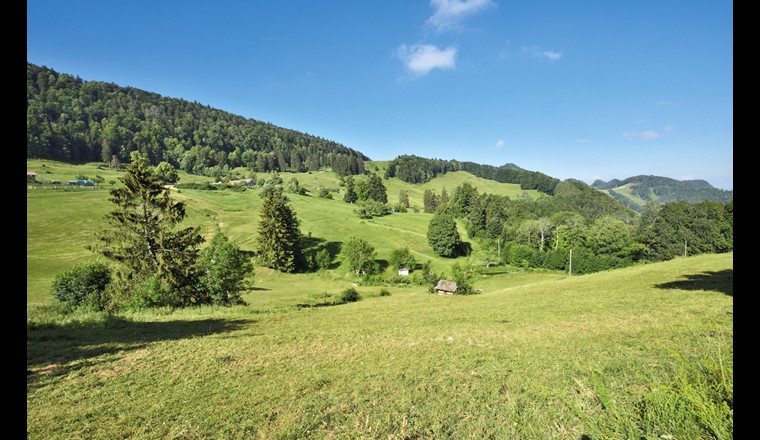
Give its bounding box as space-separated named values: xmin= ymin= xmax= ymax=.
xmin=27 ymin=252 xmax=733 ymax=439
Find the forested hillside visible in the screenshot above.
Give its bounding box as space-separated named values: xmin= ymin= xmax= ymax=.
xmin=592 ymin=175 xmax=733 ymax=211
xmin=26 ymin=63 xmax=368 ymax=178
xmin=384 ymin=154 xmax=560 ymax=195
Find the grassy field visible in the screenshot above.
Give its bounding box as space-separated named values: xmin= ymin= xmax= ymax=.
xmin=28 ymin=160 xmax=530 ymax=306
xmin=27 ymin=160 xmax=732 ymax=438
xmin=27 ymin=253 xmax=733 ymax=439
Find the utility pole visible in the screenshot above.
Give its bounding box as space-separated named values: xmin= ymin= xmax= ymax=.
xmin=568 ymin=248 xmax=572 ymax=276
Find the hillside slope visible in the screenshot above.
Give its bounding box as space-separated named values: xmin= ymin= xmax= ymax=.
xmin=592 ymin=175 xmax=733 ymax=211
xmin=27 ymin=62 xmax=368 ymax=175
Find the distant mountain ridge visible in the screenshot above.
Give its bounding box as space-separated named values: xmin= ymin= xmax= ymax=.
xmin=591 ymin=175 xmax=733 ymax=212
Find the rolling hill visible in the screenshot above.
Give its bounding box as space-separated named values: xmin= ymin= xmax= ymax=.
xmin=592 ymin=175 xmax=733 ymax=212
xmin=26 ymin=158 xmax=733 ymax=438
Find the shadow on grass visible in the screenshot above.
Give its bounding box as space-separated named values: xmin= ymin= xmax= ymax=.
xmin=655 ymin=269 xmax=733 ymax=296
xmin=301 ymin=236 xmax=343 ymax=271
xmin=27 ymin=315 xmax=253 ymax=388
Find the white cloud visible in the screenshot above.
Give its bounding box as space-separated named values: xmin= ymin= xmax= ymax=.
xmin=495 ymin=139 xmax=505 ymax=148
xmin=521 ymin=45 xmax=563 ymax=62
xmin=397 ymin=44 xmax=457 ymax=75
xmin=426 ymin=0 xmax=495 ymax=31
xmin=623 ymin=130 xmax=660 ymax=141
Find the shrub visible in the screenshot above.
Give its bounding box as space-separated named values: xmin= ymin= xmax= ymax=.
xmin=315 ymin=249 xmax=332 ymax=270
xmin=379 ymin=288 xmax=391 ymax=296
xmin=317 ymin=188 xmax=333 ymax=199
xmin=51 ymin=261 xmax=111 ymax=312
xmin=198 ymin=232 xmax=254 ymax=305
xmin=339 ymin=287 xmax=361 ymax=303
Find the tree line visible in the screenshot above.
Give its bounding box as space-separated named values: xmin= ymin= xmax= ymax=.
xmin=422 ymin=181 xmax=733 ymax=275
xmin=384 ymin=154 xmax=560 ymax=195
xmin=27 ymin=62 xmax=367 ymax=179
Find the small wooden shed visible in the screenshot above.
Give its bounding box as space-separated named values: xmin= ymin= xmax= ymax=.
xmin=27 ymin=172 xmax=37 ymax=183
xmin=398 ymin=268 xmax=410 ymax=276
xmin=435 ymin=280 xmax=458 ymax=295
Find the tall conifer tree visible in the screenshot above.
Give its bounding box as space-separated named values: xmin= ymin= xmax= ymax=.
xmin=89 ymin=151 xmax=204 ymax=303
xmin=256 ymin=190 xmax=303 ymax=272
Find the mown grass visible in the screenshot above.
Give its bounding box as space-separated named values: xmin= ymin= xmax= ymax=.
xmin=27 ymin=253 xmax=732 ymax=439
xmin=27 ymin=160 xmax=732 ymax=438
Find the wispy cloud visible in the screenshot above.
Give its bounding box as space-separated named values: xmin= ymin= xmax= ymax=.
xmin=664 ymin=124 xmax=674 ymax=133
xmin=542 ymin=51 xmax=562 ymax=61
xmin=521 ymin=45 xmax=562 ymax=62
xmin=397 ymin=44 xmax=457 ymax=75
xmin=426 ymin=0 xmax=495 ymax=31
xmin=495 ymin=139 xmax=505 ymax=148
xmin=623 ymin=130 xmax=660 ymax=141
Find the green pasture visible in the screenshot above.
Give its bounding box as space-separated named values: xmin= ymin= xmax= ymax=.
xmin=27 ymin=160 xmax=732 ymax=438
xmin=27 ymin=253 xmax=733 ymax=439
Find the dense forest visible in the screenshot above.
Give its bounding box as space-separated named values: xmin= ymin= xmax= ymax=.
xmin=384 ymin=155 xmax=560 ymax=195
xmin=432 ymin=180 xmax=733 ymax=275
xmin=592 ymin=175 xmax=733 ymax=211
xmin=27 ymin=63 xmax=368 ymax=178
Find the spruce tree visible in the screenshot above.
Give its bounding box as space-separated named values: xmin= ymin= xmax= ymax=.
xmin=256 ymin=190 xmax=303 ymax=272
xmin=427 ymin=208 xmax=462 ymax=257
xmin=89 ymin=151 xmax=205 ymax=304
xmin=366 ymin=173 xmax=388 ymax=203
xmin=343 ymin=175 xmax=358 ymax=203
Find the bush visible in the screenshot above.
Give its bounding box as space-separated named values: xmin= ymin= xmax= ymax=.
xmin=379 ymin=288 xmax=391 ymax=296
xmin=339 ymin=287 xmax=361 ymax=303
xmin=51 ymin=261 xmax=111 ymax=312
xmin=198 ymin=232 xmax=254 ymax=305
xmin=317 ymin=188 xmax=333 ymax=199
xmin=123 ymin=274 xmax=173 ymax=310
xmin=315 ymin=249 xmax=332 ymax=270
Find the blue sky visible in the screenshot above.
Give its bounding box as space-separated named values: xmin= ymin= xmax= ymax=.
xmin=27 ymin=0 xmax=733 ymax=190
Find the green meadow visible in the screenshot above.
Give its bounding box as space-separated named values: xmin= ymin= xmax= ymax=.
xmin=27 ymin=160 xmax=732 ymax=439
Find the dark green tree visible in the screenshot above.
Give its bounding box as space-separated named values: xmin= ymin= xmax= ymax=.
xmin=423 ymin=189 xmax=439 ymax=213
xmin=427 ymin=209 xmax=462 ymax=257
xmin=366 ymin=173 xmax=388 ymax=203
xmin=256 ymin=190 xmax=303 ymax=272
xmin=89 ymin=151 xmax=205 ymax=305
xmin=198 ymin=232 xmax=254 ymax=305
xmin=343 ymin=175 xmax=358 ymax=203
